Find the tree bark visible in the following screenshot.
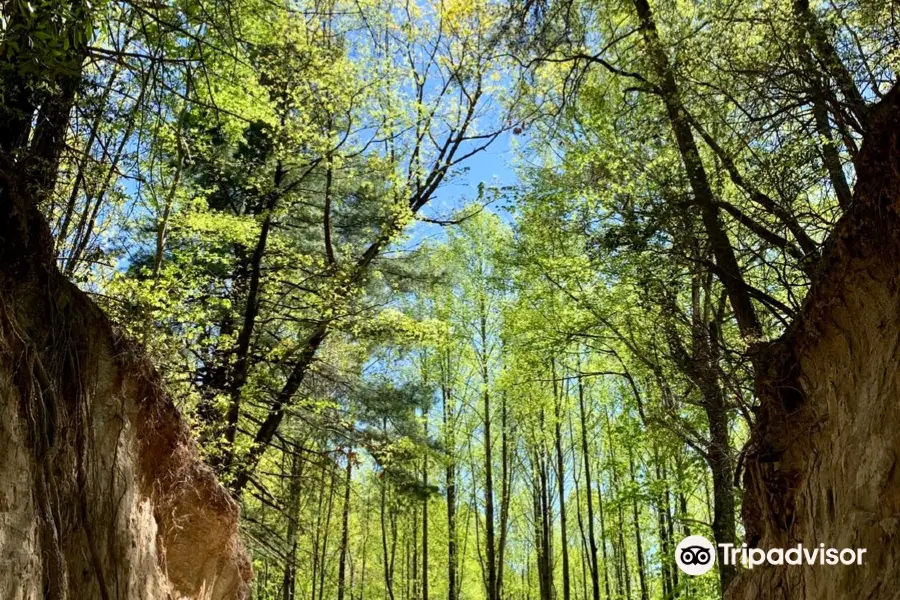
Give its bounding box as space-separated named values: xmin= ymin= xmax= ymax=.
xmin=442 ymin=349 xmax=459 ymax=600
xmin=792 ymin=0 xmax=869 ymax=133
xmin=792 ymin=1 xmax=854 ymax=211
xmin=596 ymin=455 xmax=612 ymax=600
xmin=479 ymin=301 xmax=499 ymax=600
xmin=221 ymin=162 xmax=284 ymax=470
xmin=381 ymin=476 xmax=397 ymax=600
xmin=654 ymin=452 xmax=673 ymax=599
xmin=605 ymin=410 xmax=630 ymax=600
xmin=337 ymin=452 xmax=354 ymax=600
xmin=282 ymin=448 xmax=305 ymax=600
xmin=629 ymin=450 xmax=649 ymax=600
xmin=577 ymin=375 xmax=601 ymax=600
xmin=552 ymin=360 xmax=571 ymax=600
xmin=704 ymin=383 xmax=737 ymax=593
xmin=632 ymin=0 xmax=762 ymax=344
xmin=422 ymin=415 xmax=430 ymax=600
xmin=498 ymin=392 xmax=511 ymax=600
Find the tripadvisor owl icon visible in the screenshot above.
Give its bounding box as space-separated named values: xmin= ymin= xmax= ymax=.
xmin=676 ymin=535 xmax=716 ymax=576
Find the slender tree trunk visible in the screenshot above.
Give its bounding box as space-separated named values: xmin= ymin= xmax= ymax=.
xmin=221 ymin=160 xmax=285 ymax=470
xmin=629 ymin=450 xmax=649 ymax=600
xmin=596 ymin=460 xmax=611 ymax=600
xmin=443 ymin=352 xmax=459 ymax=600
xmin=654 ymin=451 xmax=673 ymax=599
xmin=704 ymin=387 xmax=737 ymax=593
xmin=381 ymin=470 xmax=396 ymax=600
xmin=479 ymin=303 xmax=498 ymax=600
xmin=311 ymin=462 xmax=329 ymax=600
xmin=611 ymin=506 xmax=623 ymax=600
xmin=407 ymin=521 xmax=413 ymax=600
xmin=532 ymin=481 xmax=544 ymax=600
xmin=533 ymin=451 xmax=552 ymax=600
xmin=632 ymin=0 xmax=762 ymax=346
xmin=318 ymin=465 xmax=338 ymax=600
xmin=498 ymin=393 xmax=511 ymax=600
xmin=281 ymin=448 xmax=305 ymax=600
xmin=360 ymin=496 xmax=372 ymax=600
xmin=391 ymin=509 xmax=399 ymax=600
xmin=540 ymin=444 xmax=553 ymax=600
xmin=673 ymin=457 xmax=687 ymax=594
xmin=577 ymin=374 xmax=601 ymax=600
xmin=618 ymin=502 xmax=631 ymax=599
xmin=552 ymin=360 xmax=571 ymax=600
xmin=569 ymin=412 xmax=590 ymax=600
xmin=337 ymin=452 xmax=354 ymax=600
xmin=605 ymin=411 xmax=630 ymax=600
xmin=422 ymin=414 xmax=430 ymax=600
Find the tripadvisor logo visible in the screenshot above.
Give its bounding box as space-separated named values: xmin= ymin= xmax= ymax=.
xmin=675 ymin=535 xmax=716 ymax=576
xmin=675 ymin=535 xmax=868 ymax=576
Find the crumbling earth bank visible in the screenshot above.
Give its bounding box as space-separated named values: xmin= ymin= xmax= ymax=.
xmin=727 ymin=86 xmax=900 ymax=599
xmin=0 ymin=259 xmax=251 ymax=598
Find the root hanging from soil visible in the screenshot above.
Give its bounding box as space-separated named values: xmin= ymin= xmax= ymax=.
xmin=0 ymin=225 xmax=251 ymax=599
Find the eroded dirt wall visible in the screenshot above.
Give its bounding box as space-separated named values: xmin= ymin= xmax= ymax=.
xmin=727 ymin=85 xmax=900 ymax=599
xmin=0 ymin=202 xmax=251 ymax=598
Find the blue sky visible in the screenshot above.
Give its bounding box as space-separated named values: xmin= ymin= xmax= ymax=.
xmin=414 ymin=130 xmax=521 ymax=245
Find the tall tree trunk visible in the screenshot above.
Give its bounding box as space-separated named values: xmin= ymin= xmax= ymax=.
xmin=605 ymin=411 xmax=630 ymax=600
xmin=629 ymin=450 xmax=649 ymax=600
xmin=577 ymin=374 xmax=601 ymax=600
xmin=337 ymin=452 xmax=354 ymax=600
xmin=632 ymin=0 xmax=762 ymax=345
xmin=381 ymin=474 xmax=396 ymax=600
xmin=533 ymin=450 xmax=553 ymax=600
xmin=572 ymin=445 xmax=589 ymax=600
xmin=532 ymin=479 xmax=544 ymax=600
xmin=687 ymin=314 xmax=737 ymax=592
xmin=653 ymin=452 xmax=673 ymax=599
xmin=282 ymin=448 xmax=305 ymax=600
xmin=703 ymin=384 xmax=737 ymax=593
xmin=552 ymin=360 xmax=571 ymax=600
xmin=498 ymin=393 xmax=511 ymax=600
xmin=480 ymin=303 xmax=498 ymax=600
xmin=596 ymin=458 xmax=612 ymax=600
xmin=221 ymin=161 xmax=285 ymax=471
xmin=360 ymin=496 xmax=372 ymax=600
xmin=407 ymin=521 xmax=413 ymax=600
xmin=318 ymin=465 xmax=338 ymax=600
xmin=674 ymin=454 xmax=689 ymax=598
xmin=443 ymin=351 xmax=459 ymax=600
xmin=311 ymin=462 xmax=329 ymax=600
xmin=540 ymin=418 xmax=554 ymax=600
xmin=670 ymin=261 xmax=738 ymax=593
xmin=422 ymin=414 xmax=430 ymax=600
